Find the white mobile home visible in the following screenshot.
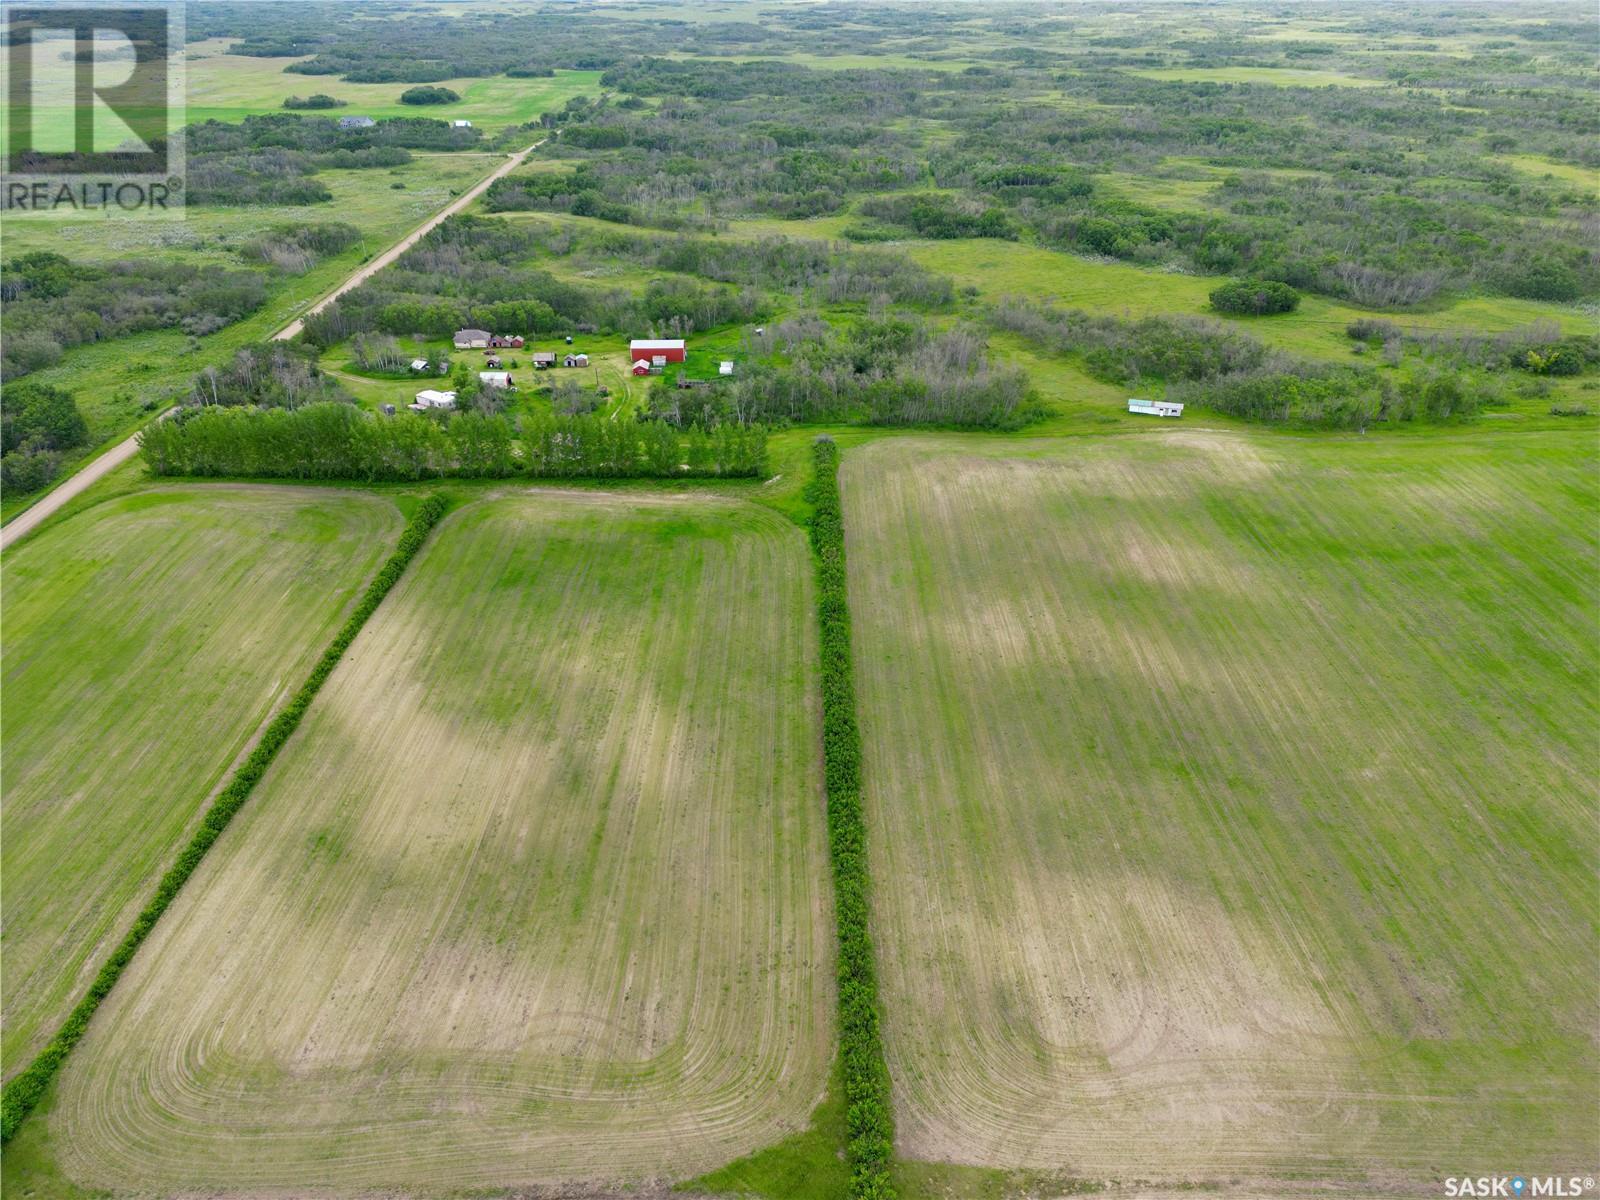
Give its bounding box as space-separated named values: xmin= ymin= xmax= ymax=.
xmin=414 ymin=389 xmax=457 ymax=409
xmin=1128 ymin=398 xmax=1184 ymax=418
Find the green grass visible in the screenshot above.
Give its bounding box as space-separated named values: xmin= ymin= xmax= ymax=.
xmin=183 ymin=41 xmax=601 ymax=134
xmin=903 ymin=238 xmax=1593 ymax=358
xmin=0 ymin=486 xmax=402 ymax=1079
xmin=1126 ymin=66 xmax=1390 ymax=88
xmin=42 ymin=490 xmax=834 ymax=1193
xmin=687 ymin=1061 xmax=850 ymax=1200
xmin=843 ymin=429 xmax=1598 ymax=1187
xmin=1491 ymin=154 xmax=1599 ymax=197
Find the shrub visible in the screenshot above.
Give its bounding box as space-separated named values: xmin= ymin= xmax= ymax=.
xmin=1550 ymin=400 xmax=1592 ymax=416
xmin=399 ymin=85 xmax=460 ymax=105
xmin=1210 ymin=278 xmax=1301 ymax=315
xmin=1 ymin=380 xmax=89 ymax=453
xmin=0 ymin=445 xmax=62 ymax=493
xmin=282 ymin=93 xmax=346 ymax=109
xmin=1501 ymin=258 xmax=1582 ymax=302
xmin=807 ymin=437 xmax=896 ymax=1200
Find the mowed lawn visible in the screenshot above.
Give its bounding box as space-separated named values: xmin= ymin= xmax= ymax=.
xmin=0 ymin=487 xmax=402 ymax=1077
xmin=49 ymin=492 xmax=833 ymax=1191
xmin=844 ymin=432 xmax=1597 ymax=1185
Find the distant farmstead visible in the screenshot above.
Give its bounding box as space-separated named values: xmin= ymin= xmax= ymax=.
xmin=338 ymin=115 xmax=375 ymax=129
xmin=452 ymin=119 xmax=473 ymax=128
xmin=453 ymin=328 xmax=492 ymax=349
xmin=629 ymin=338 xmax=686 ymax=364
xmin=1128 ymin=398 xmax=1184 ymax=418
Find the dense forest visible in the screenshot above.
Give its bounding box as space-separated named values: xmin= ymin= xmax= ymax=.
xmin=185 ymin=0 xmax=1591 ymax=306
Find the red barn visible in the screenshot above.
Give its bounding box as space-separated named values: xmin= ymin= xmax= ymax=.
xmin=629 ymin=338 xmax=686 ymax=364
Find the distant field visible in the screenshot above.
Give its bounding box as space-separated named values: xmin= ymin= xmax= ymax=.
xmin=903 ymin=239 xmax=1595 ymax=358
xmin=1493 ymin=153 xmax=1599 ymax=197
xmin=49 ymin=492 xmax=833 ymax=1191
xmin=184 ymin=40 xmax=601 ymax=132
xmin=845 ymin=432 xmax=1597 ymax=1184
xmin=0 ymin=486 xmax=401 ymax=1077
xmin=1127 ymin=66 xmax=1389 ymax=88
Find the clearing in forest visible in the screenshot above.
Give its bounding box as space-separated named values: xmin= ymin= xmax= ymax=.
xmin=844 ymin=432 xmax=1597 ymax=1186
xmin=48 ymin=491 xmax=832 ymax=1192
xmin=0 ymin=486 xmax=402 ymax=1077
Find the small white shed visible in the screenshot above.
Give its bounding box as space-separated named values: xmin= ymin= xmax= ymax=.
xmin=719 ymin=360 xmax=734 ymax=376
xmin=478 ymin=371 xmax=513 ymax=389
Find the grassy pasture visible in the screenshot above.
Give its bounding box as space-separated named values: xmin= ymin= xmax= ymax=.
xmin=844 ymin=432 xmax=1598 ymax=1186
xmin=1492 ymin=153 xmax=1599 ymax=198
xmin=182 ymin=40 xmax=602 ymax=133
xmin=48 ymin=491 xmax=833 ymax=1192
xmin=1126 ymin=66 xmax=1390 ymax=88
xmin=0 ymin=486 xmax=402 ymax=1078
xmin=903 ymin=238 xmax=1594 ymax=355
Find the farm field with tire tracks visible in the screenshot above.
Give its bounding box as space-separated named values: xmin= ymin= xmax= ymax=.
xmin=38 ymin=491 xmax=833 ymax=1193
xmin=0 ymin=486 xmax=403 ymax=1078
xmin=843 ymin=431 xmax=1598 ymax=1189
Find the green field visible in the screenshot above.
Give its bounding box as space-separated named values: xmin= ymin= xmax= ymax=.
xmin=843 ymin=431 xmax=1597 ymax=1186
xmin=44 ymin=491 xmax=834 ymax=1191
xmin=0 ymin=486 xmax=402 ymax=1077
xmin=1127 ymin=66 xmax=1390 ymax=88
xmin=183 ymin=41 xmax=601 ymax=134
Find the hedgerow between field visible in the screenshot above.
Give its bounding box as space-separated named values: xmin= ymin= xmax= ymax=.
xmin=807 ymin=436 xmax=896 ymax=1200
xmin=0 ymin=494 xmax=451 ymax=1144
xmin=139 ymin=403 xmax=768 ymax=480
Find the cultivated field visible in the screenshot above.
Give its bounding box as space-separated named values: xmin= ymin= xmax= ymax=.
xmin=0 ymin=486 xmax=402 ymax=1076
xmin=843 ymin=432 xmax=1598 ymax=1186
xmin=48 ymin=492 xmax=833 ymax=1191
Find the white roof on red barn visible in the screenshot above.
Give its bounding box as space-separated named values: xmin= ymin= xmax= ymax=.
xmin=630 ymin=339 xmax=685 ymax=351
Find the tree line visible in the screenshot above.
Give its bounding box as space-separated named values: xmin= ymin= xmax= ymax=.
xmin=139 ymin=403 xmax=767 ymax=481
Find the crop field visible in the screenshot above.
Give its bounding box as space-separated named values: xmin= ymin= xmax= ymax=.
xmin=843 ymin=432 xmax=1598 ymax=1186
xmin=0 ymin=486 xmax=402 ymax=1078
xmin=46 ymin=492 xmax=833 ymax=1192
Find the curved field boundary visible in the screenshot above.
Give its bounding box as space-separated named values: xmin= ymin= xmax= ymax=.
xmin=807 ymin=437 xmax=897 ymax=1200
xmin=0 ymin=493 xmax=451 ymax=1143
